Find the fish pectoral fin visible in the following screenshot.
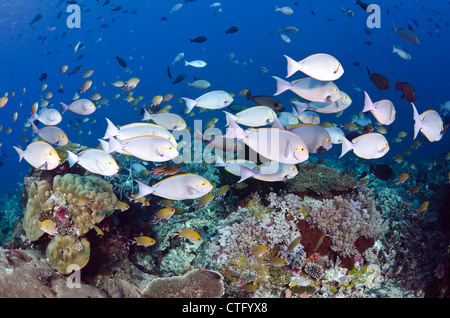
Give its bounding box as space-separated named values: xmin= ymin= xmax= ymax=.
xmin=187 ymin=185 xmax=199 ymax=195
xmin=285 ymin=140 xmax=294 ymax=157
xmin=96 ymin=159 xmax=106 ymax=172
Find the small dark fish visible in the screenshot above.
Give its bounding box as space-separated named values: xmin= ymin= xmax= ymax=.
xmin=167 ymin=65 xmax=172 ymax=79
xmin=39 ymin=73 xmax=47 ymax=82
xmin=353 ymin=61 xmax=360 ymax=67
xmin=245 ymin=90 xmax=284 ymax=111
xmin=412 ymin=18 xmax=419 ymax=27
xmin=363 ymin=41 xmax=372 ymax=46
xmin=392 ymin=23 xmax=420 ymax=45
xmin=115 ymin=56 xmax=127 ymax=68
xmin=395 ymin=80 xmax=416 ymax=102
xmin=327 ymin=17 xmax=335 ymax=21
xmin=370 ymin=164 xmax=394 ymax=181
xmin=172 ymin=74 xmax=185 ymax=85
xmin=364 ymin=28 xmax=372 ymax=35
xmin=161 ymin=16 xmax=168 ymax=21
xmin=311 ymin=10 xmax=315 ymax=16
xmin=103 ymin=0 xmax=110 ymax=6
xmin=407 ymin=23 xmax=414 ymax=31
xmin=356 ymin=0 xmax=369 ymax=11
xmin=30 ymin=13 xmax=44 ymax=25
xmin=57 ymin=11 xmax=62 ymax=19
xmin=112 ymin=5 xmax=122 ymax=11
xmin=225 ymin=26 xmax=239 ymax=34
xmin=190 ymin=36 xmax=207 ymax=43
xmin=68 ymin=65 xmax=83 ymax=76
xmin=367 ymin=67 xmax=391 ymax=90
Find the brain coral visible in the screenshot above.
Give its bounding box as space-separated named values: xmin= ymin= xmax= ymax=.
xmin=23 ymin=173 xmax=118 ymax=240
xmin=46 ymin=235 xmax=90 ymax=274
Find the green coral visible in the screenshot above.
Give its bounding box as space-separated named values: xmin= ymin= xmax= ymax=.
xmin=287 ymin=164 xmax=356 ymax=195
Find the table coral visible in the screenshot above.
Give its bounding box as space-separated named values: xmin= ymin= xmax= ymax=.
xmin=142 ymin=268 xmax=224 ymax=298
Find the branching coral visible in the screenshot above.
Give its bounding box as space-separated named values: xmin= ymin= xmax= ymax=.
xmin=305 ymin=187 xmax=388 ymax=258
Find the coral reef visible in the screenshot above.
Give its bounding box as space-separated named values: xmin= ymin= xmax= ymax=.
xmin=305 ymin=187 xmax=388 ymax=257
xmin=142 ymin=268 xmax=224 ymax=298
xmin=46 ymin=235 xmax=90 ymax=274
xmin=23 ymin=173 xmax=118 ymax=241
xmin=287 ymin=164 xmax=356 ymax=196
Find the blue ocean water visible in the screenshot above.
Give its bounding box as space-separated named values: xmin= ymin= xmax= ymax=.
xmin=0 ymin=0 xmax=449 ymax=193
xmin=0 ymin=0 xmax=449 ymax=299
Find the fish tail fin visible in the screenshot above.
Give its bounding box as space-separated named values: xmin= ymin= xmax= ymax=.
xmin=362 ymin=91 xmax=375 ymax=112
xmin=106 ymin=135 xmax=122 ymax=153
xmin=213 ymin=155 xmax=227 ymax=168
xmin=284 ymin=55 xmax=300 ymax=78
xmin=194 ymin=129 xmax=204 ymax=141
xmin=274 ymin=5 xmax=280 ymax=11
xmin=411 ymin=103 xmax=423 ymax=139
xmin=392 ymin=44 xmax=397 ymax=53
xmin=181 ymin=97 xmax=197 ymax=113
xmin=103 ymin=118 xmax=120 ymax=139
xmin=135 ymin=180 xmax=155 ymax=199
xmin=271 ymin=117 xmax=285 ymax=129
xmin=13 ymin=146 xmax=25 ymax=162
xmin=222 ymin=111 xmax=237 ymax=127
xmin=31 ymin=122 xmax=39 ymax=134
xmin=60 ymin=102 xmax=70 ymax=114
xmin=291 ymin=101 xmax=308 ymax=117
xmin=67 ymin=151 xmax=79 ymax=168
xmin=272 ymin=76 xmax=291 ymax=96
xmin=392 ymin=23 xmax=397 ymax=33
xmin=97 ymin=139 xmax=110 ymax=151
xmin=224 ymin=113 xmax=246 ymax=140
xmin=245 ymin=90 xmax=252 ymax=101
xmin=339 ymin=137 xmax=354 ymax=158
xmin=184 ymin=60 xmax=189 ymax=66
xmin=238 ymin=165 xmax=258 ymax=183
xmin=142 ymin=109 xmax=153 ymax=121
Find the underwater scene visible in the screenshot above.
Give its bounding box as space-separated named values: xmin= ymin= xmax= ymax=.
xmin=0 ymin=0 xmax=449 ymax=299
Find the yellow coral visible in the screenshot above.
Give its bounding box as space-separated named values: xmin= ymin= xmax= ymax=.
xmin=46 ymin=235 xmax=90 ymax=274
xmin=23 ymin=180 xmax=52 ymax=241
xmin=23 ymin=173 xmax=118 ymax=240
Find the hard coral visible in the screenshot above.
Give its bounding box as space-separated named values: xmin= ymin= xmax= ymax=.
xmin=142 ymin=269 xmax=224 ymax=298
xmin=23 ymin=173 xmax=118 ymax=241
xmin=287 ymin=165 xmax=356 ymax=196
xmin=46 ymin=235 xmax=90 ymax=275
xmin=305 ymin=187 xmax=388 ymax=258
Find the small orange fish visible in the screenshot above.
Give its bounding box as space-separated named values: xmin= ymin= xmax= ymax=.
xmin=412 ymin=201 xmax=429 ymax=217
xmin=396 ymin=172 xmax=409 ymax=185
xmin=173 ymin=228 xmax=202 ymax=241
xmin=409 ymin=186 xmax=420 ymax=194
xmin=133 ymin=236 xmax=156 ymax=247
